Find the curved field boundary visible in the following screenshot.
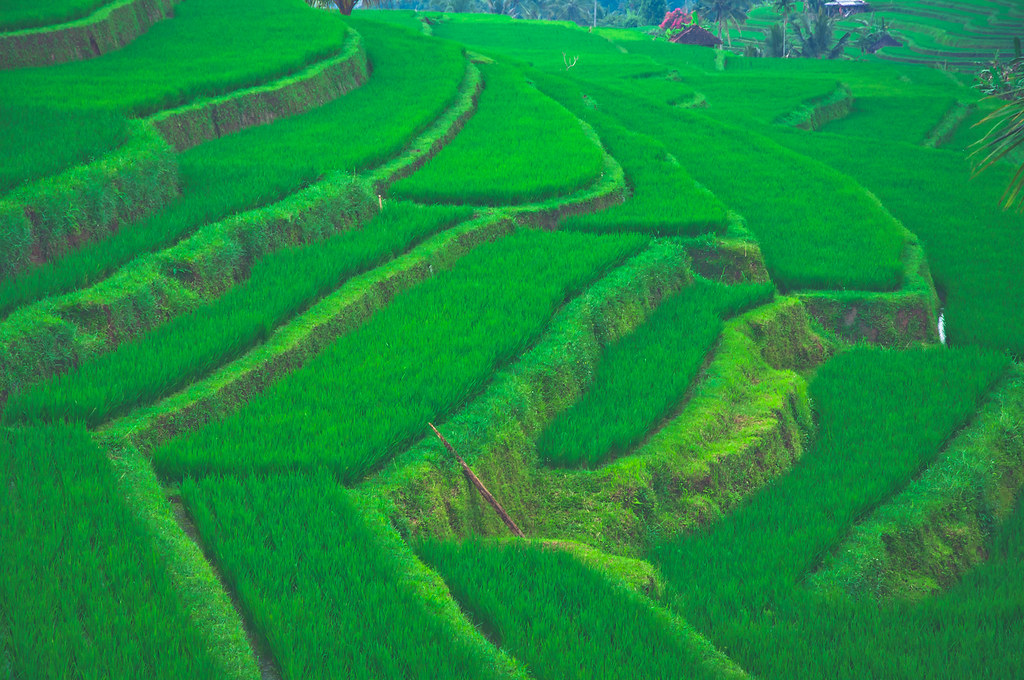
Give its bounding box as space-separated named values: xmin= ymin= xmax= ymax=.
xmin=530 ymin=297 xmax=829 ymax=553
xmin=370 ymin=61 xmax=483 ymax=193
xmin=0 ymin=121 xmax=177 ymax=283
xmin=392 ymin=118 xmax=627 ymax=228
xmin=150 ymin=29 xmax=369 ymax=151
xmin=0 ymin=58 xmax=481 ymax=402
xmin=0 ymin=174 xmax=376 ymax=405
xmin=775 ymin=83 xmax=854 ymax=132
xmin=96 ymin=214 xmax=515 ymax=454
xmin=506 ymin=122 xmax=626 ymax=229
xmin=797 ymin=208 xmax=941 ymax=348
xmin=92 ymin=435 xmax=262 ymax=680
xmin=364 ymin=239 xmax=694 ymax=541
xmin=923 ymin=100 xmax=977 ymax=148
xmin=809 ymin=363 xmax=1024 ymax=601
xmin=363 ymin=254 xmax=830 ymax=559
xmin=0 ymin=0 xmax=182 ymax=70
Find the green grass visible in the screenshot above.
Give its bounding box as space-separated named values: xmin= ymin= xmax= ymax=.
xmin=534 ymin=75 xmax=907 ymax=291
xmin=821 ymin=95 xmax=959 ymax=143
xmin=0 ymin=105 xmax=128 ymax=195
xmin=538 ymin=278 xmax=774 ymax=467
xmin=0 ymin=0 xmax=348 ymax=116
xmin=0 ymin=424 xmax=221 ymax=678
xmin=154 ymin=229 xmax=648 ymax=482
xmin=391 ymin=62 xmax=604 ymax=205
xmin=417 ymin=538 xmax=745 ymax=680
xmin=0 ymin=0 xmax=109 ymax=32
xmin=769 ymin=126 xmax=1024 ymax=356
xmin=3 ymin=203 xmax=469 ymax=427
xmin=656 ymin=345 xmax=1009 ymax=680
xmin=561 ymin=116 xmax=729 ymax=235
xmin=182 ymin=471 xmax=523 ymax=680
xmin=0 ymin=18 xmax=465 ymax=318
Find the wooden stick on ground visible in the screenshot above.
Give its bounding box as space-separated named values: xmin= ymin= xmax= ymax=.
xmin=428 ymin=423 xmax=526 ymax=538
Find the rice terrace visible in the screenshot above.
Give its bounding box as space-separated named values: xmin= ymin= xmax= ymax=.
xmin=2 ymin=0 xmax=1024 ymax=675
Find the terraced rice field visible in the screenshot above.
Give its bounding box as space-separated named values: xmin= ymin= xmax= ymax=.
xmin=2 ymin=2 xmax=1022 ymax=678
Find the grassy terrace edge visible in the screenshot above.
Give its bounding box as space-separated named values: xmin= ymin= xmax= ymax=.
xmin=0 ymin=0 xmax=182 ymax=69
xmin=96 ymin=214 xmax=515 ymax=452
xmin=797 ymin=223 xmax=940 ymax=348
xmin=811 ymin=363 xmax=1024 ymax=601
xmin=0 ymin=58 xmax=481 ymax=403
xmin=149 ymin=28 xmax=370 ymax=151
xmin=0 ymin=121 xmax=178 ymax=283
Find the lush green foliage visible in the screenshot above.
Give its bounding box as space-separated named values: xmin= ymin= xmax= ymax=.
xmin=392 ymin=62 xmax=604 ymax=205
xmin=4 ymin=203 xmax=468 ymax=426
xmin=155 ymin=229 xmax=648 ymax=481
xmin=561 ymin=118 xmax=729 ymax=236
xmin=0 ymin=0 xmax=347 ymax=116
xmin=0 ymin=106 xmax=128 ymax=194
xmin=0 ymin=424 xmax=220 ymax=677
xmin=559 ymin=81 xmax=906 ymax=291
xmin=539 ymin=278 xmax=773 ymax=467
xmin=771 ymin=127 xmax=1024 ymax=356
xmin=656 ymin=346 xmax=1010 ymax=680
xmin=417 ymin=538 xmax=741 ymax=680
xmin=0 ymin=0 xmax=108 ymax=32
xmin=182 ymin=471 xmax=519 ymax=680
xmin=0 ymin=19 xmax=465 ymax=317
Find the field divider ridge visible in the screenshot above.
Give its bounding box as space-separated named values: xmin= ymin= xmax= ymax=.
xmin=531 ymin=296 xmax=831 ymax=555
xmin=808 ymin=362 xmax=1024 ymax=601
xmin=796 ymin=216 xmax=941 ymax=347
xmin=0 ymin=0 xmax=183 ymax=69
xmin=90 ymin=433 xmax=264 ymax=680
xmin=0 ymin=55 xmax=486 ymax=403
xmin=0 ymin=174 xmax=377 ymax=405
xmin=922 ymin=99 xmax=977 ymax=148
xmin=360 ymin=239 xmax=693 ymax=542
xmin=370 ymin=60 xmax=483 ymax=193
xmin=149 ymin=28 xmax=369 ymax=151
xmin=775 ymin=82 xmax=855 ymax=131
xmin=95 ymin=214 xmax=515 ymax=453
xmin=0 ymin=120 xmax=178 ymax=284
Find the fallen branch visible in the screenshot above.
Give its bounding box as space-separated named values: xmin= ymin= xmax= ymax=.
xmin=428 ymin=423 xmax=526 ymax=538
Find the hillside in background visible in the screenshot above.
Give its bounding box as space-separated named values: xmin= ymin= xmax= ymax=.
xmin=1 ymin=1 xmax=1023 ymax=678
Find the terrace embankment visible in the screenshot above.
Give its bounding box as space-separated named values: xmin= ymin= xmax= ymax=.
xmin=810 ymin=363 xmax=1024 ymax=601
xmin=0 ymin=0 xmax=182 ymax=69
xmin=922 ymin=99 xmax=976 ymax=148
xmin=0 ymin=121 xmax=178 ymax=281
xmin=776 ymin=83 xmax=854 ymax=131
xmin=95 ymin=214 xmax=515 ymax=453
xmin=0 ymin=55 xmax=484 ymax=404
xmin=798 ymin=227 xmax=940 ymax=347
xmin=150 ymin=29 xmax=369 ymax=151
xmin=0 ymin=175 xmax=376 ymax=404
xmin=364 ymin=243 xmax=831 ymax=558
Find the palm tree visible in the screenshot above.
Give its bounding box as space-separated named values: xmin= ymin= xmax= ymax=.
xmin=772 ymin=0 xmax=795 ymax=57
xmin=696 ymin=0 xmax=751 ymax=47
xmin=972 ymin=63 xmax=1024 ymax=212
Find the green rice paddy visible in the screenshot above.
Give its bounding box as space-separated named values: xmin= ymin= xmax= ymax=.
xmin=3 ymin=2 xmax=1023 ymax=678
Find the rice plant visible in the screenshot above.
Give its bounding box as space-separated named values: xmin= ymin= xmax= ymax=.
xmin=0 ymin=18 xmax=466 ymax=317
xmin=391 ymin=61 xmax=605 ymax=205
xmin=181 ymin=470 xmax=525 ymax=680
xmin=417 ymin=538 xmax=745 ymax=680
xmin=656 ymin=345 xmax=1010 ymax=680
xmin=0 ymin=0 xmax=348 ymax=117
xmin=3 ymin=203 xmax=469 ymax=427
xmin=154 ymin=229 xmax=648 ymax=481
xmin=0 ymin=424 xmax=221 ymax=678
xmin=539 ymin=278 xmax=774 ymax=467
xmin=0 ymin=0 xmax=110 ymax=32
